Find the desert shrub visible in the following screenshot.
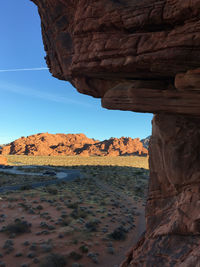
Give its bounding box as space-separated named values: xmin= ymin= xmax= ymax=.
xmin=45 ymin=186 xmax=58 ymax=195
xmin=72 ymin=239 xmax=79 ymax=245
xmin=3 ymin=219 xmax=31 ymax=235
xmin=79 ymin=245 xmax=89 ymax=253
xmin=108 ymin=226 xmax=127 ymax=241
xmin=85 ymin=219 xmax=100 ymax=232
xmin=100 ymin=201 xmax=106 ymax=206
xmin=18 ymin=202 xmax=30 ymax=211
xmin=134 ymin=169 xmax=144 ymax=175
xmin=7 ymin=197 xmax=18 ymax=202
xmin=39 ymin=253 xmax=67 ymax=267
xmin=67 ymin=202 xmax=79 ymax=209
xmin=70 ymin=208 xmax=88 ymax=219
xmin=69 ymin=251 xmax=82 ymax=260
xmin=36 ymin=205 xmax=43 ymax=210
xmin=58 ymin=218 xmax=71 ymax=226
xmin=20 ymin=184 xmax=33 ymax=191
xmin=134 ymin=185 xmax=144 ymax=197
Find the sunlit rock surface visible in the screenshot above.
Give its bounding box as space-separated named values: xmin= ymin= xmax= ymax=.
xmin=0 ymin=156 xmax=7 ymax=165
xmin=1 ymin=133 xmax=147 ymax=156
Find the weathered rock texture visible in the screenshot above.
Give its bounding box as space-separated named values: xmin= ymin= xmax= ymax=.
xmin=121 ymin=114 xmax=200 ymax=266
xmin=31 ymin=0 xmax=200 ymax=266
xmin=141 ymin=136 xmax=150 ymax=149
xmin=0 ymin=133 xmax=147 ymax=156
xmin=32 ymin=0 xmax=200 ymax=115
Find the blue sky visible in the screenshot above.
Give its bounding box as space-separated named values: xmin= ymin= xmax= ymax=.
xmin=0 ymin=0 xmax=153 ymax=144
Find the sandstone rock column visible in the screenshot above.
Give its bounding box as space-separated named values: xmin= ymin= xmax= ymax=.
xmin=121 ymin=114 xmax=200 ymax=266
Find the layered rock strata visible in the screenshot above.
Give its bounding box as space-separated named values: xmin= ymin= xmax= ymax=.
xmin=31 ymin=0 xmax=200 ymax=115
xmin=31 ymin=0 xmax=200 ymax=265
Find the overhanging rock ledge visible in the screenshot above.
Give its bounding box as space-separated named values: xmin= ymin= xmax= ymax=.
xmin=31 ymin=0 xmax=200 ymax=265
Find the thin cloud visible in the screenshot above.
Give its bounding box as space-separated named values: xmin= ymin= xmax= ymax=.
xmin=0 ymin=67 xmax=48 ymax=73
xmin=0 ymin=81 xmax=94 ymax=108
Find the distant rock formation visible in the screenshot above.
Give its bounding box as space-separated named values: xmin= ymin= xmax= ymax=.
xmin=141 ymin=136 xmax=150 ymax=149
xmin=0 ymin=156 xmax=7 ymax=165
xmin=0 ymin=133 xmax=148 ymax=157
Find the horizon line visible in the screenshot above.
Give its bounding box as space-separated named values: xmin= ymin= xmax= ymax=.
xmin=0 ymin=132 xmax=149 ymax=145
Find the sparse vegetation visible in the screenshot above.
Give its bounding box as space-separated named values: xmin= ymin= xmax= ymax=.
xmin=79 ymin=245 xmax=89 ymax=253
xmin=2 ymin=219 xmax=31 ymax=235
xmin=69 ymin=251 xmax=83 ymax=261
xmin=6 ymin=155 xmax=149 ymax=169
xmin=70 ymin=208 xmax=88 ymax=219
xmin=45 ymin=186 xmax=58 ymax=195
xmin=108 ymin=226 xmax=127 ymax=241
xmin=85 ymin=219 xmax=101 ymax=232
xmin=0 ymin=155 xmax=148 ymax=266
xmin=39 ymin=253 xmax=67 ymax=267
xmin=20 ymin=184 xmax=33 ymax=191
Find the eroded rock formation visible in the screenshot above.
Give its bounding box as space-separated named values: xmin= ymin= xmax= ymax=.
xmin=121 ymin=114 xmax=200 ymax=266
xmin=31 ymin=0 xmax=200 ymax=265
xmin=0 ymin=133 xmax=147 ymax=156
xmin=31 ymin=0 xmax=200 ymax=114
xmin=0 ymin=156 xmax=7 ymax=165
xmin=141 ymin=136 xmax=150 ymax=149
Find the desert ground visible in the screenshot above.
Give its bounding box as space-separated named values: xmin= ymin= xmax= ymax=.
xmin=0 ymin=156 xmax=148 ymax=267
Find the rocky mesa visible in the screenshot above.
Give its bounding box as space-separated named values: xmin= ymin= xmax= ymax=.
xmin=0 ymin=133 xmax=148 ymax=157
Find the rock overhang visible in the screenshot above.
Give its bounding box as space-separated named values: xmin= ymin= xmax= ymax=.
xmin=31 ymin=0 xmax=200 ymax=115
xmin=29 ymin=1 xmax=200 ymax=266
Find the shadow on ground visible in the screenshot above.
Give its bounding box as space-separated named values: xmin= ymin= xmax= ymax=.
xmin=0 ymin=164 xmax=148 ymax=267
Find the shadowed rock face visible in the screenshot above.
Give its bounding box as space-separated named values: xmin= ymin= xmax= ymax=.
xmin=121 ymin=115 xmax=200 ymax=266
xmin=32 ymin=0 xmax=200 ymax=115
xmin=31 ymin=0 xmax=200 ymax=265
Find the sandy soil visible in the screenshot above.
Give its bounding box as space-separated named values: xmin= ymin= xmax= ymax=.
xmin=0 ymin=163 xmax=147 ymax=267
xmin=0 ymin=194 xmax=145 ymax=267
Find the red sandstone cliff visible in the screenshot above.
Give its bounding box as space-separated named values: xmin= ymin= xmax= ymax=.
xmin=29 ymin=0 xmax=200 ymax=265
xmin=0 ymin=133 xmax=147 ymax=157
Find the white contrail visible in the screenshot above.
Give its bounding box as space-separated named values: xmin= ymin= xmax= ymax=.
xmin=0 ymin=67 xmax=48 ymax=73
